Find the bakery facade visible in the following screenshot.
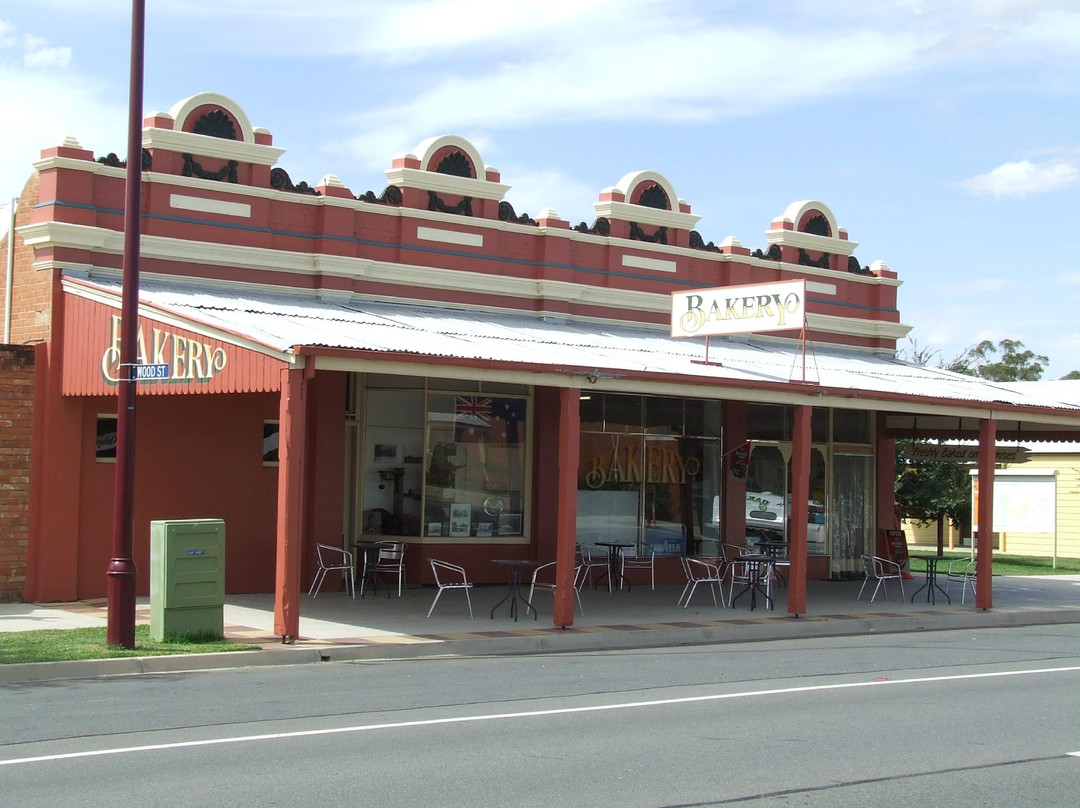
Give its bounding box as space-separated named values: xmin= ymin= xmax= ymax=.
xmin=6 ymin=92 xmax=1080 ymax=637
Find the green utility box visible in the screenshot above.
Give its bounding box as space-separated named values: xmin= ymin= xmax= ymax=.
xmin=150 ymin=519 xmax=225 ymax=641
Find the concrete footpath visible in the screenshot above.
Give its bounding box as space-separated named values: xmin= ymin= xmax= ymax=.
xmin=2 ymin=574 xmax=1079 ymax=684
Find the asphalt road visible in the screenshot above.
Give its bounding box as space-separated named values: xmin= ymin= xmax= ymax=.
xmin=2 ymin=625 xmax=1079 ymax=807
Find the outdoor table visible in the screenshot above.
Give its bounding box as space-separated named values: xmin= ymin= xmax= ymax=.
xmin=730 ymin=554 xmax=775 ymax=611
xmin=351 ymin=540 xmax=385 ymax=598
xmin=490 ymin=559 xmax=540 ymax=621
xmin=909 ymin=554 xmax=951 ymax=605
xmin=755 ymin=541 xmax=789 ymax=586
xmin=594 ymin=541 xmax=634 ymax=592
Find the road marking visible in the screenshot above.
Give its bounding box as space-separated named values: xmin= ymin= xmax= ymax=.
xmin=2 ymin=664 xmax=1078 ymax=767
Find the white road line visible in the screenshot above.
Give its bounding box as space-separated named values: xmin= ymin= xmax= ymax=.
xmin=3 ymin=665 xmax=1078 ymax=767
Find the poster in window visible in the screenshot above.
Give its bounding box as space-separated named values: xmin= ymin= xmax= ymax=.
xmin=498 ymin=512 xmax=522 ymax=535
xmin=449 ymin=503 xmax=471 ymax=537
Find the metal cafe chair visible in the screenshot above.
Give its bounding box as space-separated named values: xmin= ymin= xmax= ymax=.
xmin=427 ymin=559 xmax=473 ymax=618
xmin=361 ymin=540 xmax=407 ymax=597
xmin=856 ymin=554 xmax=905 ymax=603
xmin=944 ymin=557 xmax=978 ymax=604
xmin=528 ymin=561 xmax=585 ymax=617
xmin=308 ymin=543 xmax=355 ymax=599
xmin=621 ymin=547 xmax=656 ymax=590
xmin=575 ymin=543 xmax=608 ymax=591
xmin=678 ymin=556 xmax=726 ymax=609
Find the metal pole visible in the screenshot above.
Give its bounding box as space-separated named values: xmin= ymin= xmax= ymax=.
xmin=107 ymin=0 xmax=145 ymax=649
xmin=4 ymin=197 xmax=15 ymax=343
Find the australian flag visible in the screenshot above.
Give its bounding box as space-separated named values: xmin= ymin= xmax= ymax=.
xmin=454 ymin=397 xmax=493 ymax=442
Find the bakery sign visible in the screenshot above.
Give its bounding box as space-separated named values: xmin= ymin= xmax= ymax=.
xmin=671 ymin=280 xmax=806 ymax=338
xmin=100 ymin=314 xmax=228 ymax=385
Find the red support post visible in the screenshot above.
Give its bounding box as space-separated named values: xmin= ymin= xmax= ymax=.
xmin=552 ymin=387 xmax=580 ymax=628
xmin=976 ymin=419 xmax=996 ymax=610
xmin=788 ymin=405 xmax=811 ymax=616
xmin=274 ymin=366 xmax=308 ymax=640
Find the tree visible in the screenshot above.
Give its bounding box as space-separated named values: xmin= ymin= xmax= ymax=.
xmin=947 ymin=338 xmax=1047 ymax=381
xmin=894 ymin=442 xmax=972 ymax=544
xmin=1061 ymin=370 xmax=1080 ymax=380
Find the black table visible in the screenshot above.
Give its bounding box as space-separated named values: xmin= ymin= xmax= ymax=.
xmin=910 ymin=554 xmax=951 ymax=605
xmin=729 ymin=555 xmax=775 ymax=611
xmin=594 ymin=541 xmax=634 ymax=592
xmin=490 ymin=559 xmax=540 ymax=621
xmin=351 ymin=541 xmax=385 ymax=598
xmin=755 ymin=541 xmax=789 ymax=586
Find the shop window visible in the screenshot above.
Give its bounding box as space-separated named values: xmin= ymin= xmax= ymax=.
xmin=580 ymin=393 xmax=603 ymax=431
xmin=833 ymin=409 xmax=871 ymax=443
xmin=644 ymin=396 xmax=683 ymax=435
xmin=747 ymin=403 xmax=788 ymax=441
xmin=262 ymin=421 xmax=279 ymax=465
xmin=95 ymin=415 xmax=118 ymax=462
xmin=684 ymin=399 xmax=721 ymax=439
xmin=578 ymin=399 xmax=723 ymax=558
xmin=603 ymin=394 xmax=643 ymax=433
xmin=424 ymin=394 xmax=528 ymax=539
xmin=812 ymin=407 xmax=829 ymax=443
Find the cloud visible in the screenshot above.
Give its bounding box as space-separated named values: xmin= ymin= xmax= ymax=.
xmin=958 ymin=158 xmax=1080 ymax=197
xmin=23 ymin=35 xmax=72 ymax=69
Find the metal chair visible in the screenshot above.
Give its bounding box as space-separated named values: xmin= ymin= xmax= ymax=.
xmin=308 ymin=543 xmax=355 ymax=599
xmin=361 ymin=540 xmax=407 ymax=597
xmin=945 ymin=558 xmax=977 ymax=604
xmin=575 ymin=543 xmax=608 ymax=591
xmin=856 ymin=554 xmax=905 ymax=603
xmin=427 ymin=559 xmax=473 ymax=618
xmin=528 ymin=561 xmax=584 ymax=616
xmin=678 ymin=556 xmax=726 ymax=608
xmin=621 ymin=547 xmax=655 ymax=590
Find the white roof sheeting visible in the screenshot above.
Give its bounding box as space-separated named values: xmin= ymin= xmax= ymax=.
xmin=67 ymin=272 xmax=1080 ymax=421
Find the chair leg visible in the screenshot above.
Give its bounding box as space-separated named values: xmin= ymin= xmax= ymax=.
xmin=427 ymin=587 xmax=443 ymax=618
xmin=857 ymin=577 xmax=869 ymax=601
xmin=464 ymin=587 xmax=474 ymax=619
xmin=308 ymin=568 xmax=326 ymax=598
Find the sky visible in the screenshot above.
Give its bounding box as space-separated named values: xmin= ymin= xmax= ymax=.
xmin=2 ymin=0 xmax=1080 ymax=375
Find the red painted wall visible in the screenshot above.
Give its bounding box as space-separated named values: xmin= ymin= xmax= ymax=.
xmin=68 ymin=391 xmax=280 ymax=599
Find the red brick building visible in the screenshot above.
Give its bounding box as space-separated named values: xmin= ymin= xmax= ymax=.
xmin=4 ymin=92 xmax=1079 ymax=633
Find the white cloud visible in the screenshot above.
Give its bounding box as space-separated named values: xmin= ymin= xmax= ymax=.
xmin=0 ymin=65 xmax=125 ymax=196
xmin=958 ymin=158 xmax=1080 ymax=197
xmin=23 ymin=45 xmax=72 ymax=69
xmin=0 ymin=21 xmax=16 ymax=48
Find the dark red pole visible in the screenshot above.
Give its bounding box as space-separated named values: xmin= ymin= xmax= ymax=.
xmin=107 ymin=0 xmax=145 ymax=649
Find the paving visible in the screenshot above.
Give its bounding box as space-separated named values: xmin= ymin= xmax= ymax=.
xmin=2 ymin=572 xmax=1079 ymax=684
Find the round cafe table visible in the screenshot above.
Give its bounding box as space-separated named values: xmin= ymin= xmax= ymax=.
xmin=490 ymin=559 xmax=540 ymax=621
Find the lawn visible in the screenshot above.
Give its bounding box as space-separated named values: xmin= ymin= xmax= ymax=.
xmin=0 ymin=625 xmax=258 ymax=665
xmin=913 ymin=550 xmax=1080 ymax=577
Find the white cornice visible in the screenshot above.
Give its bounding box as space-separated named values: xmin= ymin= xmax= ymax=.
xmin=142 ymin=128 xmax=286 ymax=166
xmin=383 ymin=167 xmax=510 ymax=200
xmin=765 ymin=228 xmax=858 ymax=257
xmin=32 ymin=223 xmax=904 ymax=345
xmin=592 ymin=200 xmax=701 ymax=231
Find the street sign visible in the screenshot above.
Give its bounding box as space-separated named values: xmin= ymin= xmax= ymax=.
xmin=902 ymin=444 xmax=1030 ymax=464
xmin=133 ymin=363 xmax=170 ymax=381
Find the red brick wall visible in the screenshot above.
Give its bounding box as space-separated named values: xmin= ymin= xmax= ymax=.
xmin=0 ymin=345 xmax=34 ymax=601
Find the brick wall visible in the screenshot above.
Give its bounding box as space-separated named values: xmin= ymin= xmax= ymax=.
xmin=0 ymin=345 xmax=34 ymax=602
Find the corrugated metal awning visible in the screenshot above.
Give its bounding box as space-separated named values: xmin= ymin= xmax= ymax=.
xmin=61 ymin=271 xmax=1080 ymax=436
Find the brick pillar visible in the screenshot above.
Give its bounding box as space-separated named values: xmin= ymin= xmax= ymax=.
xmin=0 ymin=345 xmax=35 ymax=602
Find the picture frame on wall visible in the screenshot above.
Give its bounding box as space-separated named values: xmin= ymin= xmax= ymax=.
xmin=449 ymin=503 xmax=471 ymax=537
xmin=498 ymin=512 xmax=522 ymax=535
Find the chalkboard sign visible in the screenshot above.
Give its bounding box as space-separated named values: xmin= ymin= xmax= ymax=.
xmin=882 ymin=529 xmax=912 ymax=577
